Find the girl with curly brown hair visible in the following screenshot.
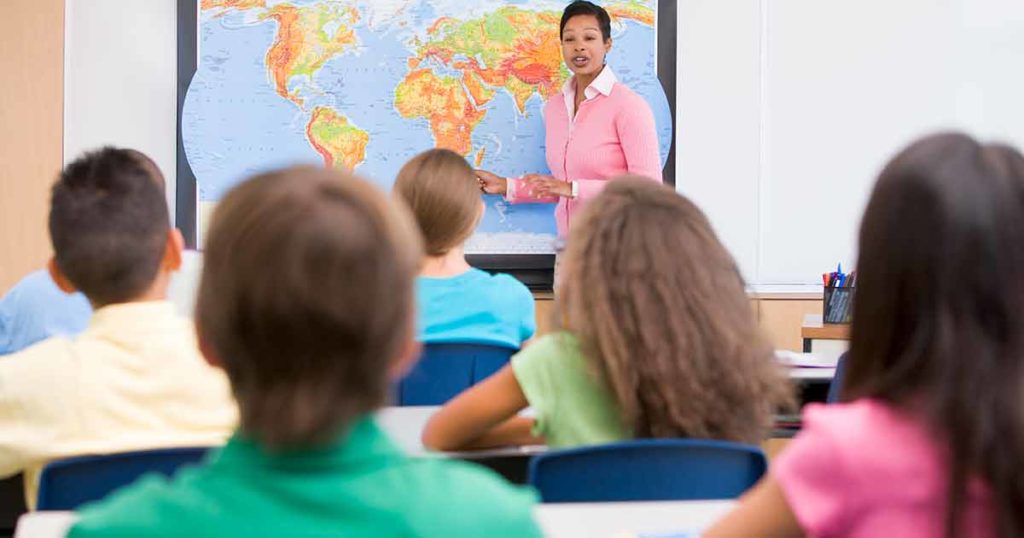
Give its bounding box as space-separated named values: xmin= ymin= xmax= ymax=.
xmin=422 ymin=177 xmax=792 ymax=450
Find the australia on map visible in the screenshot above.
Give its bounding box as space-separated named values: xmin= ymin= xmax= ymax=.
xmin=184 ymin=0 xmax=672 ymax=253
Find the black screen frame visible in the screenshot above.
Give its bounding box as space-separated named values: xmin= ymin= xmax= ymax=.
xmin=176 ymin=0 xmax=676 ymax=291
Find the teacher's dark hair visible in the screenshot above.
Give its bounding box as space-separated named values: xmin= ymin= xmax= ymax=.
xmin=844 ymin=132 xmax=1024 ymax=537
xmin=560 ymin=1 xmax=611 ymax=41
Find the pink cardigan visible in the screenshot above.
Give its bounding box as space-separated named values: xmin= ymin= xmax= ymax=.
xmin=507 ymin=72 xmax=662 ymax=238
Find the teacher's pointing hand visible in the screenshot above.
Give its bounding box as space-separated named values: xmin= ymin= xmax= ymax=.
xmin=475 ymin=170 xmax=507 ymax=195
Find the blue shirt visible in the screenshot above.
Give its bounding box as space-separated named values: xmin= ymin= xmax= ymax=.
xmin=416 ymin=268 xmax=535 ymax=348
xmin=0 ymin=270 xmax=92 ymax=355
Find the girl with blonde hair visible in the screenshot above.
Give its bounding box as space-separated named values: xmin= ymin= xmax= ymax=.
xmin=395 ymin=149 xmax=535 ymax=349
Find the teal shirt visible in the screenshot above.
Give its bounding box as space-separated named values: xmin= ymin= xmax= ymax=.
xmin=416 ymin=268 xmax=535 ymax=348
xmin=512 ymin=333 xmax=630 ymax=448
xmin=69 ymin=418 xmax=541 ymax=538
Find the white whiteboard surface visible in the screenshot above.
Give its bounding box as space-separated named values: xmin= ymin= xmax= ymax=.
xmin=677 ymin=0 xmax=1024 ymax=285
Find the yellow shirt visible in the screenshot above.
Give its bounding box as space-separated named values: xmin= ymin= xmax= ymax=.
xmin=0 ymin=301 xmax=237 ymax=508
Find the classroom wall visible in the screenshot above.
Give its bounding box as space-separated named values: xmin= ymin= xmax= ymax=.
xmin=57 ymin=0 xmax=1024 ymax=288
xmin=64 ymin=0 xmax=178 ymax=217
xmin=0 ymin=0 xmax=65 ymax=292
xmin=677 ymin=0 xmax=1024 ymax=285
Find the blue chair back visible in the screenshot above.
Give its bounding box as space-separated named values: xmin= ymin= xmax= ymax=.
xmin=827 ymin=352 xmax=849 ymax=403
xmin=397 ymin=343 xmax=516 ymax=406
xmin=36 ymin=447 xmax=210 ymax=510
xmin=528 ymin=439 xmax=767 ymax=503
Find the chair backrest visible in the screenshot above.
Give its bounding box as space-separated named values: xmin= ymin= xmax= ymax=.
xmin=396 ymin=343 xmax=516 ymax=406
xmin=36 ymin=447 xmax=210 ymax=510
xmin=827 ymin=352 xmax=849 ymax=403
xmin=528 ymin=439 xmax=767 ymax=503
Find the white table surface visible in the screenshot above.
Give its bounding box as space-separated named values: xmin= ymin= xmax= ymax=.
xmin=17 ymin=501 xmax=735 ymax=538
xmin=535 ymin=500 xmax=734 ymax=538
xmin=375 ymin=405 xmax=546 ymax=458
xmin=14 ymin=512 xmax=75 ymax=538
xmin=787 ymin=366 xmax=836 ymax=380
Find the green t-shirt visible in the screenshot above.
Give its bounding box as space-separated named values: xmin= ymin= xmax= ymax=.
xmin=512 ymin=332 xmax=629 ymax=448
xmin=69 ymin=418 xmax=540 ymax=538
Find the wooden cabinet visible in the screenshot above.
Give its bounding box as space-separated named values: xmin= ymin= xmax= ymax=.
xmin=0 ymin=0 xmax=64 ymax=292
xmin=534 ymin=293 xmax=823 ymax=352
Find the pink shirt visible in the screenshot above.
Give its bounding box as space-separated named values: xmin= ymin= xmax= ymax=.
xmin=775 ymin=400 xmax=994 ymax=538
xmin=506 ymin=67 xmax=662 ymax=238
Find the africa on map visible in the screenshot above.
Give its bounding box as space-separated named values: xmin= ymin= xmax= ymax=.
xmin=185 ymin=0 xmax=671 ymax=253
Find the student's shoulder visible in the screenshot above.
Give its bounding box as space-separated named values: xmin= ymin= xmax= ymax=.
xmin=782 ymin=400 xmax=934 ymax=482
xmin=68 ymin=472 xmax=210 ymax=538
xmin=0 ymin=336 xmax=75 ymax=378
xmin=1 ymin=270 xmax=53 ymax=298
xmin=511 ymin=332 xmax=582 ymax=379
xmin=519 ymin=332 xmax=577 ymax=356
xmin=400 ymin=458 xmax=541 ymax=537
xmin=801 ymin=399 xmax=914 ymax=445
xmin=485 ymin=271 xmax=533 ymax=298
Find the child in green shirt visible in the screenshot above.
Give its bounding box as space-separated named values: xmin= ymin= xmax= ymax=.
xmin=69 ymin=166 xmax=540 ymax=537
xmin=423 ymin=178 xmax=794 ymax=450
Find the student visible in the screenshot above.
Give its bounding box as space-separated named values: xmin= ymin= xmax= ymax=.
xmin=422 ymin=178 xmax=792 ymax=450
xmin=0 ymin=148 xmax=236 ymax=508
xmin=69 ymin=166 xmax=541 ymax=537
xmin=394 ymin=148 xmax=535 ymax=349
xmin=706 ymin=133 xmax=1024 ymax=537
xmin=0 ymin=269 xmax=91 ymax=355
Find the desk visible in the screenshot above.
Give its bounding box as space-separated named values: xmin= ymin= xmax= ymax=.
xmin=536 ymin=500 xmax=734 ymax=537
xmin=801 ymin=314 xmax=850 ymax=357
xmin=376 ymin=406 xmax=545 ymax=458
xmin=788 ymin=367 xmax=835 ymax=381
xmin=17 ymin=501 xmax=736 ymax=538
xmin=377 ymin=406 xmax=545 ymax=483
xmin=14 ymin=512 xmax=75 ymax=538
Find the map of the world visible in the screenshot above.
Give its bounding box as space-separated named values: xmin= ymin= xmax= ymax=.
xmin=184 ymin=0 xmax=672 ymax=253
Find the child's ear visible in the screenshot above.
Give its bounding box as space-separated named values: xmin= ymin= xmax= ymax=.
xmin=195 ymin=325 xmax=223 ymax=370
xmin=165 ymin=228 xmax=185 ymax=272
xmin=47 ymin=257 xmax=78 ymax=294
xmin=388 ymin=334 xmax=423 ymax=382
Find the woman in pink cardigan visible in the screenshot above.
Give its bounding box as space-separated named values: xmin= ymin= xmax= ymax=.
xmin=476 ymin=0 xmax=662 ymax=239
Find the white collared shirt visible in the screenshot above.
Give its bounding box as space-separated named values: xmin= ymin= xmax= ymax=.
xmin=561 ymin=65 xmax=618 ymax=127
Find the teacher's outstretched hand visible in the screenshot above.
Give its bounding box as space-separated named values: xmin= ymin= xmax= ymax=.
xmin=475 ymin=169 xmax=507 ymax=195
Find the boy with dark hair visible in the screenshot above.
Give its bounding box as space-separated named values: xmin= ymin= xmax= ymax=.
xmin=69 ymin=166 xmax=540 ymax=537
xmin=0 ymin=147 xmax=236 ymax=507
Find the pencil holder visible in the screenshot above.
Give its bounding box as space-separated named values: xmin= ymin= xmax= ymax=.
xmin=822 ymin=286 xmax=854 ymax=324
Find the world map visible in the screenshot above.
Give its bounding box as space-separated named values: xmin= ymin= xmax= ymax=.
xmin=184 ymin=0 xmax=672 ymax=253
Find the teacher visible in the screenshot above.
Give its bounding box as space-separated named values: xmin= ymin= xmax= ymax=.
xmin=476 ymin=0 xmax=662 ymax=239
